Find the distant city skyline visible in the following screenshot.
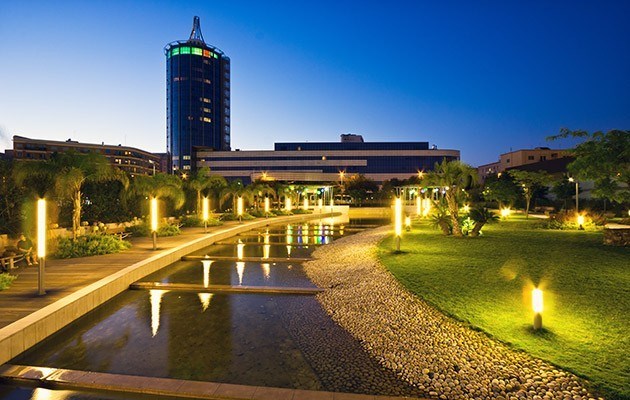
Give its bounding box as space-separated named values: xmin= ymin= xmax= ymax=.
xmin=0 ymin=1 xmax=628 ymax=167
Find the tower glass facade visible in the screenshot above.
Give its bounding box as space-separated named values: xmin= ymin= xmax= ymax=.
xmin=165 ymin=17 xmax=230 ymax=172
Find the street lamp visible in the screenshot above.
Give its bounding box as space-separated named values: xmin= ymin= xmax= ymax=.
xmin=202 ymin=197 xmax=209 ymax=233
xmin=285 ymin=197 xmax=292 ymax=212
xmin=568 ymin=177 xmax=579 ymax=213
xmin=150 ymin=197 xmax=158 ymax=250
xmin=264 ymin=197 xmax=270 ymax=217
xmin=37 ymin=198 xmax=46 ymax=296
xmin=394 ymin=197 xmax=402 ymax=251
xmin=303 ymin=197 xmax=309 ymax=210
xmin=237 ymin=196 xmax=244 ymax=223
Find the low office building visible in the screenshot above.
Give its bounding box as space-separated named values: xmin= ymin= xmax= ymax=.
xmin=12 ymin=136 xmax=162 ymax=175
xmin=478 ymin=147 xmax=570 ymax=180
xmin=196 ymin=136 xmax=460 ymax=184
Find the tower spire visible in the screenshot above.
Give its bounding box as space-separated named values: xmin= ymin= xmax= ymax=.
xmin=189 ymin=16 xmax=205 ymax=43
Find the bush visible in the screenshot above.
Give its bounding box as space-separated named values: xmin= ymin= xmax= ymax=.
xmin=538 ymin=210 xmax=604 ymax=230
xmin=158 ymin=224 xmax=181 ymax=237
xmin=54 ymin=234 xmax=131 ymax=259
xmin=272 ymin=209 xmax=293 ymax=216
xmin=180 ymin=215 xmax=223 ymax=228
xmin=126 ymin=223 xmax=150 ymax=237
xmin=291 ymin=209 xmax=312 ymax=215
xmin=249 ymin=209 xmax=276 ymax=218
xmin=0 ymin=273 xmax=17 ymax=291
xmin=126 ymin=222 xmax=183 ymax=237
xmin=221 ymin=212 xmax=255 ymax=221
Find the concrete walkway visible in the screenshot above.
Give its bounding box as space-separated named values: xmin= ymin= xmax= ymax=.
xmin=0 ymin=221 xmax=248 ymax=329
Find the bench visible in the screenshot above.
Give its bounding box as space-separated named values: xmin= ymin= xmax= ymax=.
xmin=0 ymin=253 xmax=25 ymax=272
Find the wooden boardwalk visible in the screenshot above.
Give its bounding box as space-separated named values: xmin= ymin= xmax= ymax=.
xmin=0 ymin=223 xmax=244 ymax=329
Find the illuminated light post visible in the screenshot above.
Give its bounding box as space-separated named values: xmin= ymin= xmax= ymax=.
xmin=394 ymin=197 xmax=402 ymax=251
xmin=500 ymin=207 xmax=511 ymax=219
xmin=202 ymin=197 xmax=209 ymax=233
xmin=151 ymin=197 xmax=158 ymax=250
xmin=264 ymin=197 xmax=270 ymax=217
xmin=416 ymin=196 xmax=421 ymax=216
xmin=532 ymin=288 xmax=543 ymax=330
xmin=285 ymin=197 xmax=292 ymax=212
xmin=405 ymin=215 xmax=411 ymax=232
xmin=303 ymin=197 xmax=309 ymax=210
xmin=37 ymin=198 xmax=46 ymax=296
xmin=237 ymin=196 xmax=243 ymax=223
xmin=422 ymin=198 xmax=431 ymax=217
xmin=568 ymin=177 xmax=579 ymax=213
xmin=339 ymin=170 xmax=345 ymax=188
xmin=577 ymin=214 xmax=585 ymax=230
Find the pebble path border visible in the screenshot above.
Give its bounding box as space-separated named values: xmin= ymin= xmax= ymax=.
xmin=303 ymin=227 xmax=603 ymax=400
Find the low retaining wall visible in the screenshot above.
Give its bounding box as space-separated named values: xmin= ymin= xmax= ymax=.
xmin=603 ymin=228 xmax=630 ymax=246
xmin=0 ymin=213 xmax=336 ymax=365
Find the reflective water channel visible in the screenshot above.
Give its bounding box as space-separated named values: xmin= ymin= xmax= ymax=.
xmin=2 ymin=217 xmax=423 ymax=399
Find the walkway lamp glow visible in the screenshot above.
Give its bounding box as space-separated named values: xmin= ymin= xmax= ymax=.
xmin=394 ymin=197 xmax=402 ymax=251
xmin=568 ymin=177 xmax=579 ymax=213
xmin=500 ymin=207 xmax=511 ymax=219
xmin=285 ymin=197 xmax=292 ymax=212
xmin=37 ymin=198 xmax=46 ymax=296
xmin=577 ymin=214 xmax=585 ymax=230
xmin=532 ymin=288 xmax=543 ymax=330
xmin=405 ymin=215 xmax=411 ymax=231
xmin=422 ymin=198 xmax=431 ymax=217
xmin=416 ymin=196 xmax=421 ymax=216
xmin=150 ymin=197 xmax=158 ymax=250
xmin=318 ymin=198 xmax=323 ymax=214
xmin=303 ymin=197 xmax=309 ymax=210
xmin=463 ymin=204 xmax=470 ymax=213
xmin=237 ymin=196 xmax=243 ymax=222
xmin=202 ymin=197 xmax=209 ymax=233
xmin=264 ymin=197 xmax=270 ymax=217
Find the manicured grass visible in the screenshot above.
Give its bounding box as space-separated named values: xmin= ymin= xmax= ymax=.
xmin=377 ymin=216 xmax=629 ymax=399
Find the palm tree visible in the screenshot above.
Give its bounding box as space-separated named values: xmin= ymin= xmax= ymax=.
xmin=429 ymin=201 xmax=452 ymax=235
xmin=424 ymin=159 xmax=478 ymax=237
xmin=14 ymin=152 xmax=128 ymax=240
xmin=128 ymin=173 xmax=185 ymax=215
xmin=187 ymin=167 xmax=227 ymax=216
xmin=219 ymin=179 xmax=253 ymax=212
xmin=468 ymin=206 xmax=499 ymax=237
xmin=249 ymin=182 xmax=276 ymax=210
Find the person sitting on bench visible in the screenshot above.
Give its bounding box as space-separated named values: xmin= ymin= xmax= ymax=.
xmin=17 ymin=233 xmax=37 ymax=266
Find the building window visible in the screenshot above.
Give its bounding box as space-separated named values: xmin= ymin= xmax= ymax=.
xmin=528 ymin=156 xmax=534 ymax=160
xmin=540 ymin=156 xmax=547 ymax=161
xmin=551 ymin=153 xmax=558 ymax=158
xmin=183 ymin=165 xmax=191 ymax=170
xmin=506 ymin=159 xmax=510 ymax=163
xmin=203 ymin=117 xmax=212 ymax=123
xmin=183 ymin=155 xmax=191 ymax=160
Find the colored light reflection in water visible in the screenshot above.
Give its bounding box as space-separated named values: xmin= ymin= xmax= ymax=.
xmin=286 ymin=245 xmax=292 ymax=257
xmin=236 ymin=262 xmax=245 ymax=285
xmin=150 ymin=289 xmax=168 ymax=337
xmin=286 ymin=225 xmax=293 ymax=245
xmin=302 ymin=224 xmax=309 ymax=244
xmin=261 ymin=263 xmax=270 ymax=280
xmin=237 ymin=241 xmax=244 ymax=260
xmin=201 ymin=260 xmax=213 ymax=288
xmin=198 ymin=293 xmax=213 ymax=311
xmin=263 ymin=229 xmax=270 ymax=259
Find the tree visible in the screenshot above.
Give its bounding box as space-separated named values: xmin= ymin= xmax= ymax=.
xmin=424 ymin=159 xmax=478 ymax=237
xmin=14 ymin=152 xmax=128 ymax=239
xmin=548 ymin=128 xmax=629 ymax=204
xmin=508 ymin=169 xmax=551 ymax=218
xmin=482 ymin=174 xmax=520 ymax=207
xmin=249 ymin=182 xmax=276 ymax=210
xmin=0 ymin=160 xmax=25 ymax=235
xmin=187 ymin=167 xmax=227 ymax=216
xmin=468 ymin=206 xmax=499 ymax=237
xmin=551 ymin=176 xmax=577 ymax=210
xmin=343 ymin=174 xmax=378 ymax=205
xmin=219 ymin=179 xmax=252 ymax=212
xmin=128 ymin=173 xmax=185 ymax=215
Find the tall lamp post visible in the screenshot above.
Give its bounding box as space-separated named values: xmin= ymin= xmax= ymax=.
xmin=151 ymin=197 xmax=158 ymax=250
xmin=568 ymin=177 xmax=579 ymax=212
xmin=202 ymin=197 xmax=209 ymax=233
xmin=237 ymin=196 xmax=244 ymax=223
xmin=37 ymin=198 xmax=46 ymax=296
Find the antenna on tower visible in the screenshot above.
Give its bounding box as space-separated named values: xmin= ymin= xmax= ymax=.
xmin=189 ymin=16 xmax=205 ymax=43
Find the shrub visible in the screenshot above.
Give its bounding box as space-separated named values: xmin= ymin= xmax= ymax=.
xmin=292 ymin=209 xmax=312 ymax=215
xmin=126 ymin=222 xmax=183 ymax=237
xmin=55 ymin=234 xmax=131 ymax=259
xmin=273 ymin=209 xmax=293 ymax=216
xmin=538 ymin=210 xmax=603 ymax=230
xmin=126 ymin=223 xmax=151 ymax=237
xmin=180 ymin=215 xmax=223 ymax=228
xmin=0 ymin=273 xmax=16 ymax=291
xmin=221 ymin=212 xmax=255 ymax=221
xmin=158 ymin=224 xmax=181 ymax=237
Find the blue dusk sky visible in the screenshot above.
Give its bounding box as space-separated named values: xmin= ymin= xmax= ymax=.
xmin=0 ymin=1 xmax=628 ymax=166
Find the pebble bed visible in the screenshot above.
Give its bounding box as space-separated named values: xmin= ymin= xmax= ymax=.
xmin=303 ymin=227 xmax=603 ymax=400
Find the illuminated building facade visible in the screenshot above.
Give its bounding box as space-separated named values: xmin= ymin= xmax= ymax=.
xmin=165 ymin=16 xmax=231 ymax=172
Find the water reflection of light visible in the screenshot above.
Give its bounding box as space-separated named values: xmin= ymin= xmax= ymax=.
xmin=340 ymin=224 xmax=345 ymax=235
xmin=201 ymin=260 xmax=213 ymax=288
xmin=237 ymin=240 xmax=244 ymax=260
xmin=263 ymin=244 xmax=270 ymax=259
xmin=286 ymin=245 xmax=292 ymax=257
xmin=286 ymin=224 xmax=293 ymax=245
xmin=198 ymin=293 xmax=213 ymax=311
xmin=236 ymin=261 xmax=245 ymax=285
xmin=303 ymin=225 xmax=309 ymax=244
xmin=32 ymin=387 xmax=67 ymax=400
xmin=150 ymin=289 xmax=168 ymax=337
xmin=262 ymin=263 xmax=270 ymax=280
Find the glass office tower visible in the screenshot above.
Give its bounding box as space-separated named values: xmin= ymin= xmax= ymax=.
xmin=165 ymin=16 xmax=230 ymax=172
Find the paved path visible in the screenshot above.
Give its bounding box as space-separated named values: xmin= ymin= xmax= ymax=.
xmin=0 ymin=222 xmax=245 ymax=329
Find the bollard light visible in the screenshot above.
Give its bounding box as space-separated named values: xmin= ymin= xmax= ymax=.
xmin=303 ymin=197 xmax=309 ymax=210
xmin=405 ymin=215 xmax=411 ymax=231
xmin=577 ymin=214 xmax=585 ymax=230
xmin=264 ymin=197 xmax=270 ymax=216
xmin=422 ymin=198 xmax=431 ymax=217
xmin=237 ymin=196 xmax=243 ymax=222
xmin=416 ymin=196 xmax=421 ymax=216
xmin=202 ymin=197 xmax=209 ymax=233
xmin=463 ymin=204 xmax=470 ymax=213
xmin=150 ymin=197 xmax=158 ymax=250
xmin=285 ymin=197 xmax=292 ymax=212
xmin=394 ymin=197 xmax=402 ymax=251
xmin=500 ymin=207 xmax=511 ymax=218
xmin=37 ymin=198 xmax=46 ymax=295
xmin=532 ymin=288 xmax=543 ymax=330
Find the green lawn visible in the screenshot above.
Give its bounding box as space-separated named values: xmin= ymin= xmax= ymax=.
xmin=377 ymin=216 xmax=630 ymax=399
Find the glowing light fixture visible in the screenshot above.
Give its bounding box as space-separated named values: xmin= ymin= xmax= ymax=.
xmin=577 ymin=214 xmax=585 ymax=230
xmin=318 ymin=198 xmax=323 ymax=209
xmin=37 ymin=198 xmax=46 ymax=295
xmin=303 ymin=198 xmax=309 ymax=210
xmin=264 ymin=197 xmax=270 ymax=215
xmin=532 ymin=288 xmax=543 ymax=330
xmin=202 ymin=197 xmax=209 ymax=232
xmin=237 ymin=196 xmax=244 ymax=222
xmin=285 ymin=197 xmax=292 ymax=211
xmin=500 ymin=207 xmax=511 ymax=218
xmin=150 ymin=197 xmax=158 ymax=250
xmin=422 ymin=198 xmax=431 ymax=217
xmin=394 ymin=197 xmax=402 ymax=251
xmin=416 ymin=197 xmax=421 ymax=216
xmin=463 ymin=204 xmax=470 ymax=213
